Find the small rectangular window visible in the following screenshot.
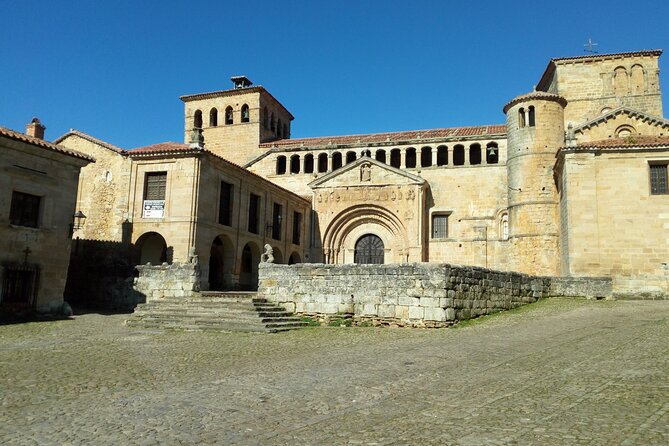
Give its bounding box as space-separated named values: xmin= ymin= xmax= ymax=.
xmin=9 ymin=191 xmax=41 ymax=228
xmin=248 ymin=193 xmax=260 ymax=234
xmin=144 ymin=172 xmax=167 ymax=200
xmin=650 ymin=163 xmax=668 ymax=195
xmin=292 ymin=211 xmax=302 ymax=245
xmin=432 ymin=214 xmax=449 ymax=239
xmin=272 ymin=203 xmax=283 ymax=241
xmin=218 ymin=181 xmax=233 ymax=226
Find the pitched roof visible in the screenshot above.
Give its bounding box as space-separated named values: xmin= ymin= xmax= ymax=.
xmin=0 ymin=126 xmax=95 ymax=162
xmin=537 ymin=49 xmax=663 ymax=91
xmin=258 ymin=125 xmax=506 ymax=149
xmin=53 ymin=129 xmax=126 ymax=154
xmin=127 ymin=142 xmax=310 ymax=204
xmin=551 ymin=49 xmax=662 ymax=63
xmin=572 ymin=136 xmax=669 ymax=150
xmin=179 ymin=85 xmax=294 ymax=120
xmin=503 ymin=91 xmax=567 ymax=113
xmin=573 ymin=106 xmax=669 ymax=134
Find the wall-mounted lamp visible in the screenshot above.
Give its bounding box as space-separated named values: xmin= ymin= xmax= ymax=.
xmin=69 ymin=210 xmax=87 ymax=237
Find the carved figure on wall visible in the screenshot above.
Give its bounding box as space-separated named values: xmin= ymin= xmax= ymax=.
xmin=261 ymin=244 xmax=274 ymax=263
xmin=361 ymin=163 xmax=371 ymax=182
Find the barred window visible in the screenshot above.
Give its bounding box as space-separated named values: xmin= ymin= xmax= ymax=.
xmin=144 ymin=172 xmax=166 ymax=200
xmin=9 ymin=191 xmax=41 ymax=228
xmin=432 ymin=214 xmax=449 ymax=239
xmin=650 ymin=164 xmax=668 ymax=195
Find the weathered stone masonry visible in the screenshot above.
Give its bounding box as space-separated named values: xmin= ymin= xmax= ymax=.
xmin=258 ymin=263 xmax=612 ymax=327
xmin=134 ymin=262 xmax=200 ymax=301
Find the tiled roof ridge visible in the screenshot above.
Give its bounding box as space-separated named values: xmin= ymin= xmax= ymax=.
xmin=53 ymin=129 xmax=126 ymax=154
xmin=258 ymin=124 xmax=507 ymax=148
xmin=179 ymin=86 xmax=295 ymax=120
xmin=503 ymin=91 xmax=567 ymax=113
xmin=573 ymin=106 xmax=669 ymax=133
xmin=0 ymin=125 xmax=95 ymax=162
xmin=563 ymin=135 xmax=669 ymax=150
xmin=551 ymin=49 xmax=662 ymax=63
xmin=126 ymin=141 xmax=310 ymax=205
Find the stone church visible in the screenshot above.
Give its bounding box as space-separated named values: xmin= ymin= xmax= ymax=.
xmin=56 ymin=49 xmax=669 ymax=303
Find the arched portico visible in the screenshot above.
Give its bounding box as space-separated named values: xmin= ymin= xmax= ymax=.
xmin=239 ymin=242 xmax=261 ymax=291
xmin=209 ymin=235 xmax=235 ymax=291
xmin=135 ymin=231 xmax=168 ymax=265
xmin=322 ymin=204 xmax=409 ymax=264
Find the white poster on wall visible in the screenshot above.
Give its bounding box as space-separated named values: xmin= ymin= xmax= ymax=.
xmin=143 ymin=200 xmax=165 ymax=218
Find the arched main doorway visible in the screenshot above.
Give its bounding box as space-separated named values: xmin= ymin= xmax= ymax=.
xmin=136 ymin=232 xmax=168 ymax=265
xmin=354 ymin=234 xmax=385 ymax=264
xmin=239 ymin=242 xmax=260 ymax=291
xmin=209 ymin=235 xmax=235 ymax=291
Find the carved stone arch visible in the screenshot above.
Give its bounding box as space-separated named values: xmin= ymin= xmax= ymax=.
xmin=322 ymin=204 xmax=409 ymax=264
xmin=615 ymin=124 xmax=636 ymax=138
xmin=630 ymin=64 xmax=645 ymax=95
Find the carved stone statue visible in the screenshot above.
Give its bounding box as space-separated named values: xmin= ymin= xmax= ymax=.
xmin=361 ymin=163 xmax=371 ymax=182
xmin=188 ymin=246 xmax=199 ymax=265
xmin=261 ymin=244 xmax=274 ymax=263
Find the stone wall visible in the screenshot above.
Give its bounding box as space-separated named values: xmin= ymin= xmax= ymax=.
xmin=134 ymin=262 xmax=200 ymax=301
xmin=258 ymin=263 xmax=563 ymax=327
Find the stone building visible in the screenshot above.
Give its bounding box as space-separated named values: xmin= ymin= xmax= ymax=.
xmin=59 ymin=49 xmax=669 ymax=299
xmin=0 ymin=121 xmax=93 ymax=315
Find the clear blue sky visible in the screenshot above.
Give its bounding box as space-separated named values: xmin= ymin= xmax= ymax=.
xmin=1 ymin=0 xmax=668 ymax=149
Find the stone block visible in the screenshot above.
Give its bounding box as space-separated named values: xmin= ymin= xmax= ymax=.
xmin=378 ymin=304 xmax=395 ymax=318
xmin=424 ymin=307 xmax=446 ymax=322
xmin=408 ymin=306 xmax=424 ymax=320
xmin=395 ymin=306 xmax=409 ymax=320
xmin=420 ymin=297 xmax=439 ymax=308
xmin=362 ymin=304 xmax=378 ymax=316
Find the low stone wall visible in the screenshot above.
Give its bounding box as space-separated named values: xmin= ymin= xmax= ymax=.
xmin=550 ymin=276 xmax=612 ymax=299
xmin=258 ymin=263 xmax=555 ymax=327
xmin=134 ymin=262 xmax=200 ymax=301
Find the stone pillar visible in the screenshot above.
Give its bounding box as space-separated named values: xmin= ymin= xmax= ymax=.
xmin=327 ymin=153 xmax=333 ymax=172
xmin=431 ymin=147 xmax=438 ymax=166
xmin=400 ymin=149 xmax=406 ymax=169
xmin=464 ymin=146 xmax=470 ymax=166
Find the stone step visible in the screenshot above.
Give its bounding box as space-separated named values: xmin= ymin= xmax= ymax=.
xmin=129 ymin=311 xmax=301 ymax=324
xmin=126 ymin=291 xmax=305 ymax=333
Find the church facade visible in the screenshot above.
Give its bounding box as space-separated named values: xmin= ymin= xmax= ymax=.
xmin=59 ymin=49 xmax=669 ymax=299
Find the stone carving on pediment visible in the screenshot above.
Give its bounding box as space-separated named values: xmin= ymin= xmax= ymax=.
xmin=360 ymin=163 xmax=372 ymax=182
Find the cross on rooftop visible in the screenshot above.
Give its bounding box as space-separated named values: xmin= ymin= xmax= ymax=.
xmin=584 ymin=38 xmax=598 ymax=53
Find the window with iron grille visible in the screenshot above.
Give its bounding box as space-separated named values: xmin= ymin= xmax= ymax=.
xmin=292 ymin=211 xmax=302 ymax=245
xmin=248 ymin=193 xmax=260 ymax=234
xmin=9 ymin=191 xmax=41 ymax=228
xmin=218 ymin=181 xmax=233 ymax=226
xmin=650 ymin=163 xmax=668 ymax=195
xmin=144 ymin=172 xmax=167 ymax=200
xmin=432 ymin=214 xmax=449 ymax=239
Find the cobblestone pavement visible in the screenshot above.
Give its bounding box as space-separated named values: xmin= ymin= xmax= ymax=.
xmin=1 ymin=299 xmax=668 ymax=446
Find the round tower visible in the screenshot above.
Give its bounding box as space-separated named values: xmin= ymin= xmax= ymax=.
xmin=503 ymin=91 xmax=567 ymax=276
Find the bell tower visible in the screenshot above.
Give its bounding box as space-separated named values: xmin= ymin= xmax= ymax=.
xmin=180 ymin=77 xmax=294 ymax=165
xmin=504 ymin=91 xmax=567 ymax=276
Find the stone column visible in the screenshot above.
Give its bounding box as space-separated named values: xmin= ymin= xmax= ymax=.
xmin=327 ymin=153 xmax=333 ymax=172
xmin=400 ymin=149 xmax=406 ymax=169
xmin=464 ymin=146 xmax=470 ymax=166
xmin=431 ymin=147 xmax=438 ymax=167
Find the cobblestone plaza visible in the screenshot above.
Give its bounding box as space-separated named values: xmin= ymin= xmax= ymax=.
xmin=1 ymin=299 xmax=668 ymax=445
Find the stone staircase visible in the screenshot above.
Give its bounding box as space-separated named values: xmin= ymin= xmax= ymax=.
xmin=125 ymin=291 xmax=306 ymax=333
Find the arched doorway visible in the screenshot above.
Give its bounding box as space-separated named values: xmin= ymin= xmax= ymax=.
xmin=209 ymin=235 xmax=234 ymax=291
xmin=239 ymin=242 xmax=260 ymax=291
xmin=288 ymin=252 xmax=301 ymax=265
xmin=354 ymin=234 xmax=385 ymax=264
xmin=136 ymin=232 xmax=168 ymax=265
xmin=273 ymin=248 xmax=283 ymax=264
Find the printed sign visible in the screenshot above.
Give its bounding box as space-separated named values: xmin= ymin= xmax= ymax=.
xmin=143 ymin=200 xmax=165 ymax=218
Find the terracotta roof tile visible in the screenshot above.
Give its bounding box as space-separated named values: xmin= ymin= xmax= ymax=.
xmin=574 ymin=136 xmax=669 ymax=149
xmin=551 ymin=49 xmax=662 ymax=63
xmin=130 ymin=142 xmax=192 ymax=154
xmin=0 ymin=126 xmax=95 ymax=162
xmin=127 ymin=142 xmax=310 ymax=205
xmin=53 ymin=129 xmax=126 ymax=154
xmin=259 ymin=125 xmax=506 ymax=149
